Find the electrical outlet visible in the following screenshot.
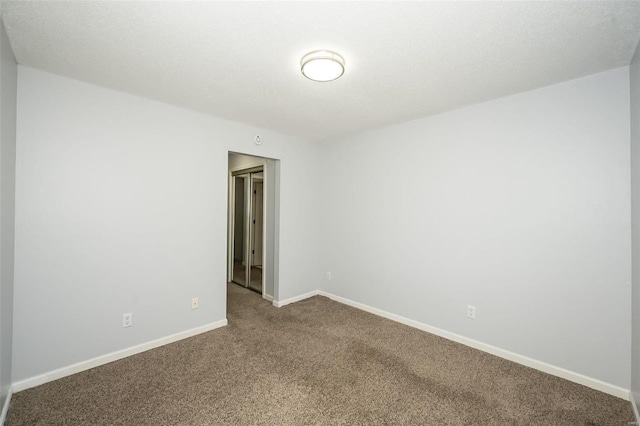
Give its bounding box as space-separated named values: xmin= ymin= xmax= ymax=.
xmin=192 ymin=297 xmax=199 ymax=310
xmin=467 ymin=305 xmax=476 ymax=319
xmin=326 ymin=272 xmax=332 ymax=280
xmin=123 ymin=313 xmax=133 ymax=327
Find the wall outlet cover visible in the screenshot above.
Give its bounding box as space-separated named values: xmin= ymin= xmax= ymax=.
xmin=467 ymin=305 xmax=476 ymax=319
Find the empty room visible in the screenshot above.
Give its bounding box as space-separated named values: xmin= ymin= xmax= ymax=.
xmin=1 ymin=0 xmax=640 ymax=424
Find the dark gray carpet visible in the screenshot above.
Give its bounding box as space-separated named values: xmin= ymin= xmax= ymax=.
xmin=6 ymin=283 xmax=634 ymax=425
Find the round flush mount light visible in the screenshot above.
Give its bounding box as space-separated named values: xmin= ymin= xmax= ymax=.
xmin=300 ymin=50 xmax=345 ymax=82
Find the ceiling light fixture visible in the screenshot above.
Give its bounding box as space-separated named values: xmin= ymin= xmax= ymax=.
xmin=300 ymin=50 xmax=345 ymax=82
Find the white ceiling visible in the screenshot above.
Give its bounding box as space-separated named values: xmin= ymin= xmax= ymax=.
xmin=2 ymin=1 xmax=640 ymax=141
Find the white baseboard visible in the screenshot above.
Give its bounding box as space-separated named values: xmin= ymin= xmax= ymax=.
xmin=11 ymin=290 xmax=628 ymax=402
xmin=632 ymin=392 xmax=640 ymax=424
xmin=317 ymin=291 xmax=630 ymax=400
xmin=272 ymin=290 xmax=319 ymax=308
xmin=0 ymin=386 xmax=12 ymax=425
xmin=12 ymin=319 xmax=228 ymax=393
xmin=263 ymin=293 xmax=274 ymax=302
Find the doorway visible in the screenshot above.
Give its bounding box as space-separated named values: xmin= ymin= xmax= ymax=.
xmin=227 ymin=152 xmax=279 ymax=301
xmin=230 ymin=168 xmax=263 ymax=293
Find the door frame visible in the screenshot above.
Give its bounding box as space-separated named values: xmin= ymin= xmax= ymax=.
xmin=228 ymin=154 xmax=280 ymax=301
xmin=229 ymin=166 xmax=263 ymax=292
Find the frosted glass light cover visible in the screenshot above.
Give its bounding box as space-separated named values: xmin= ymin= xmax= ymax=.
xmin=301 ymin=50 xmax=345 ymax=82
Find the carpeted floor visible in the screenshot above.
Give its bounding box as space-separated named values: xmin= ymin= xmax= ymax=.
xmin=6 ymin=283 xmax=634 ymax=425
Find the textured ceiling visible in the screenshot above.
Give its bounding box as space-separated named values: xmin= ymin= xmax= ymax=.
xmin=2 ymin=1 xmax=640 ymax=141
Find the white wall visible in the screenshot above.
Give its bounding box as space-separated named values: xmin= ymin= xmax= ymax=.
xmin=0 ymin=19 xmax=17 ymax=410
xmin=630 ymin=39 xmax=640 ymax=412
xmin=319 ymin=67 xmax=631 ymax=389
xmin=13 ymin=67 xmax=321 ymax=383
